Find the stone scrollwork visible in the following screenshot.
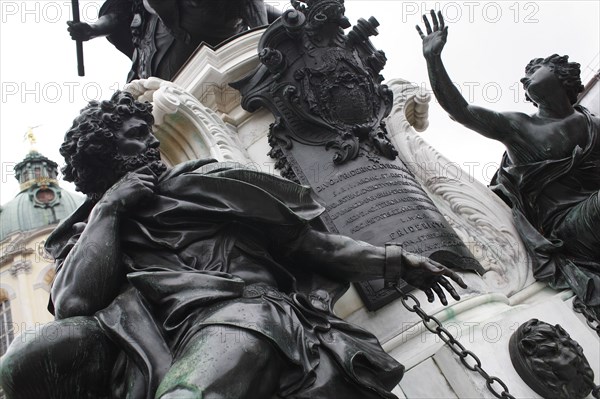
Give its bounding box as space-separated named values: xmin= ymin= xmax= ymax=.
xmin=125 ymin=78 xmax=253 ymax=167
xmin=386 ymin=79 xmax=534 ymax=296
xmin=387 ymin=78 xmax=431 ymax=133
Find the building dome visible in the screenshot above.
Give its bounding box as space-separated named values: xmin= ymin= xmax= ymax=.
xmin=0 ymin=151 xmax=84 ymax=241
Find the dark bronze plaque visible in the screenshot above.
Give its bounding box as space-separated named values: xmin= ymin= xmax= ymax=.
xmin=287 ymin=142 xmax=477 ymax=309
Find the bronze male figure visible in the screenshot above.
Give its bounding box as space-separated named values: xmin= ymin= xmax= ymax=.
xmin=68 ymin=0 xmax=281 ymax=81
xmin=1 ymin=91 xmax=466 ymax=398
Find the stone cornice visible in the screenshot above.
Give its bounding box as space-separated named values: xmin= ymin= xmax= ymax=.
xmin=9 ymin=260 xmax=32 ymax=276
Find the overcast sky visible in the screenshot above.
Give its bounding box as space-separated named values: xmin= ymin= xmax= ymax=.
xmin=1 ymin=0 xmax=599 ymax=205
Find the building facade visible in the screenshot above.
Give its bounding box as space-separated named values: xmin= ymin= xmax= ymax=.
xmin=0 ymin=150 xmax=83 ymax=366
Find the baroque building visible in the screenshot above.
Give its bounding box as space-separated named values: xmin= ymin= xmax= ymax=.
xmin=0 ymin=149 xmax=83 ymax=364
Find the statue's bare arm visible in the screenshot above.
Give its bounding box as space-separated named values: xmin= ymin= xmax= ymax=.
xmin=52 ymin=167 xmax=157 ymax=319
xmin=284 ymin=228 xmax=466 ymax=305
xmin=67 ymin=0 xmax=134 ymax=41
xmin=67 ymin=13 xmax=121 ymax=41
xmin=417 ymin=11 xmax=525 ymax=144
xmin=67 ymin=0 xmax=135 ymax=43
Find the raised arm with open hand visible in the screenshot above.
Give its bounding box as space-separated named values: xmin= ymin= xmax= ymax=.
xmin=415 ymin=10 xmax=517 ymax=142
xmin=416 ymin=10 xmax=448 ymax=57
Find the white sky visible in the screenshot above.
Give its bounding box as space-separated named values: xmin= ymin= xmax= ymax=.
xmin=1 ymin=0 xmax=599 ymax=205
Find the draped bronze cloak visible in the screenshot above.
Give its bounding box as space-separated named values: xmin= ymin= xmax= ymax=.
xmin=46 ymin=160 xmax=404 ymax=398
xmin=491 ymin=106 xmax=600 ymax=313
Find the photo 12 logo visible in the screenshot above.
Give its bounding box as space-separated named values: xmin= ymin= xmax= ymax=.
xmin=400 ymin=1 xmax=540 ymax=24
xmin=2 ymin=81 xmax=125 ymax=104
xmin=1 ymin=1 xmax=101 ymax=24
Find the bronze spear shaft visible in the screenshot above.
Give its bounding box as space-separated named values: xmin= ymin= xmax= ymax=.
xmin=71 ymin=0 xmax=85 ymax=76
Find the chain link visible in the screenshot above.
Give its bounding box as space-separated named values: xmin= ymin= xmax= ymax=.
xmin=397 ymin=290 xmax=599 ymax=398
xmin=572 ymin=298 xmax=600 ymax=397
xmin=396 ymin=289 xmax=515 ymax=399
xmin=572 ymin=297 xmax=600 ymax=338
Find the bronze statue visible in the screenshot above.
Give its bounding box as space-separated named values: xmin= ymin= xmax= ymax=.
xmin=0 ymin=91 xmax=466 ymax=398
xmin=67 ymin=0 xmax=281 ymax=81
xmin=417 ymin=11 xmax=600 ymax=317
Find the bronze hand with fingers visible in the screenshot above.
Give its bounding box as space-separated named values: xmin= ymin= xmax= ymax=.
xmin=385 ymin=246 xmax=467 ymax=306
xmin=416 ymin=10 xmax=448 ymax=57
xmin=402 ymin=252 xmax=467 ymax=305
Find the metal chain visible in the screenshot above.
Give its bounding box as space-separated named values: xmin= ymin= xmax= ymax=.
xmin=572 ymin=297 xmax=600 ymax=338
xmin=572 ymin=299 xmax=600 ymax=397
xmin=397 ymin=290 xmax=515 ymax=399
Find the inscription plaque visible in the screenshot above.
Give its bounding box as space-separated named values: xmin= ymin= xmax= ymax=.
xmin=286 ymin=141 xmax=480 ymax=309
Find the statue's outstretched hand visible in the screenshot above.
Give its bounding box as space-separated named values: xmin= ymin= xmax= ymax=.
xmin=400 ymin=252 xmax=467 ymax=305
xmin=67 ymin=21 xmax=95 ymax=41
xmin=99 ymin=166 xmax=157 ymax=213
xmin=416 ymin=10 xmax=448 ymax=57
